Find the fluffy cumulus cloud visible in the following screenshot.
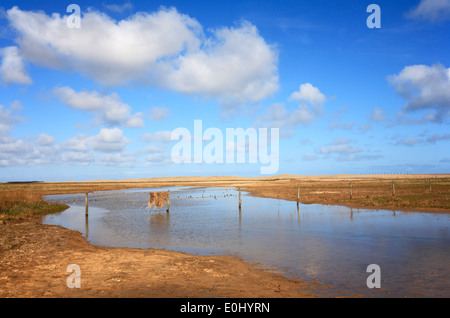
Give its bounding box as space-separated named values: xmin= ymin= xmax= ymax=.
xmin=90 ymin=128 xmax=130 ymax=152
xmin=407 ymin=0 xmax=450 ymax=22
xmin=160 ymin=21 xmax=279 ymax=103
xmin=6 ymin=6 xmax=279 ymax=104
xmin=289 ymin=83 xmax=326 ymax=112
xmin=387 ymin=64 xmax=450 ymax=122
xmin=0 ymin=46 xmax=32 ymax=85
xmin=255 ymin=83 xmax=326 ymax=136
xmin=53 ymin=86 xmax=144 ymax=127
xmin=6 ymin=6 xmax=201 ymax=84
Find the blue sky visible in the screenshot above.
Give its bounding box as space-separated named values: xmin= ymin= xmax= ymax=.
xmin=0 ymin=0 xmax=449 ymax=181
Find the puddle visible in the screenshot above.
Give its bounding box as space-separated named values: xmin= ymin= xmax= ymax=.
xmin=43 ymin=187 xmax=450 ymax=297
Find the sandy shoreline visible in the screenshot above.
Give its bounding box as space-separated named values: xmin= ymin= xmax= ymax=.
xmin=0 ymin=218 xmax=320 ymax=298
xmin=1 ymin=174 xmax=449 ymax=298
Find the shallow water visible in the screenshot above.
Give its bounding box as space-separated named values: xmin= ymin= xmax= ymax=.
xmin=43 ymin=187 xmax=450 ymax=297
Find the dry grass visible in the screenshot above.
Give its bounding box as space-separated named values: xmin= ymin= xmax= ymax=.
xmin=148 ymin=191 xmax=170 ymax=209
xmin=244 ymin=177 xmax=450 ymax=212
xmin=0 ymin=190 xmax=68 ymax=221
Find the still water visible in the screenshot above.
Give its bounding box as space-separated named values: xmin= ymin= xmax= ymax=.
xmin=42 ymin=187 xmax=450 ymax=297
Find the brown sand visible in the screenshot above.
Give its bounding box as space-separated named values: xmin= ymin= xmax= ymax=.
xmin=0 ymin=219 xmax=317 ymax=298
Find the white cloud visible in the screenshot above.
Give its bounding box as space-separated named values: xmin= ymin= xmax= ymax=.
xmin=53 ymin=86 xmax=144 ymax=127
xmin=358 ymin=124 xmax=372 ymax=131
xmin=99 ymin=152 xmax=136 ymax=167
xmin=61 ymin=134 xmax=90 ymax=152
xmin=103 ymin=2 xmax=134 ymax=13
xmin=7 ymin=6 xmax=202 ymax=85
xmin=289 ymin=83 xmax=326 ymax=113
xmin=319 ymin=139 xmax=362 ymax=155
xmin=0 ymin=100 xmax=25 ymax=134
xmin=146 ymin=153 xmax=172 ymax=164
xmin=90 ymin=128 xmax=130 ymax=152
xmin=257 ymin=103 xmax=310 ymax=128
xmin=328 ymin=122 xmax=355 ymax=130
xmin=426 ymin=133 xmax=450 ymax=143
xmin=61 ymin=151 xmax=95 ymax=164
xmin=37 ymin=133 xmax=56 ymax=146
xmin=161 ymin=21 xmax=279 ymax=103
xmin=315 ymin=139 xmax=383 ymax=162
xmin=62 ymin=128 xmax=130 ymax=153
xmin=387 ymin=64 xmax=450 ymax=122
xmin=370 ymin=106 xmax=387 ymax=122
xmin=0 ymin=134 xmax=62 ymax=167
xmin=395 ymin=138 xmax=423 ymax=146
xmin=255 ymin=83 xmax=327 ymax=135
xmin=302 ymin=154 xmax=319 ymax=161
xmin=336 ymin=154 xmax=383 ymax=162
xmin=141 ymin=130 xmax=173 ymax=143
xmin=0 ymin=46 xmax=32 ymax=85
xmin=407 ymin=0 xmax=450 ymax=22
xmin=7 ymin=6 xmax=279 ymax=104
xmin=150 ymin=107 xmax=171 ymax=121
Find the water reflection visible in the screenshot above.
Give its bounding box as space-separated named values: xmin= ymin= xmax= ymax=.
xmin=43 ymin=187 xmax=450 ymax=298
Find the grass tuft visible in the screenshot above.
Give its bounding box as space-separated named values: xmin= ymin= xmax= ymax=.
xmin=0 ymin=191 xmax=68 ymax=221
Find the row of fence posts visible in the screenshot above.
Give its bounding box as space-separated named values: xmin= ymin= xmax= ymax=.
xmin=350 ymin=179 xmax=433 ymax=199
xmin=83 ymin=179 xmax=434 ymax=216
xmin=84 ymin=190 xmax=171 ymax=214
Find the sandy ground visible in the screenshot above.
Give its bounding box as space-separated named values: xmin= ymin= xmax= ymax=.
xmin=1 ymin=174 xmax=448 ymax=298
xmin=0 ymin=218 xmax=319 ymax=298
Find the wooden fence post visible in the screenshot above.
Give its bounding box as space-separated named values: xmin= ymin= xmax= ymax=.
xmin=85 ymin=193 xmax=88 ymax=215
xmin=239 ymin=188 xmax=242 ymax=209
xmin=167 ymin=190 xmax=170 ymax=212
xmin=350 ymin=182 xmax=353 ymax=200
xmin=392 ymin=181 xmax=395 ymax=196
